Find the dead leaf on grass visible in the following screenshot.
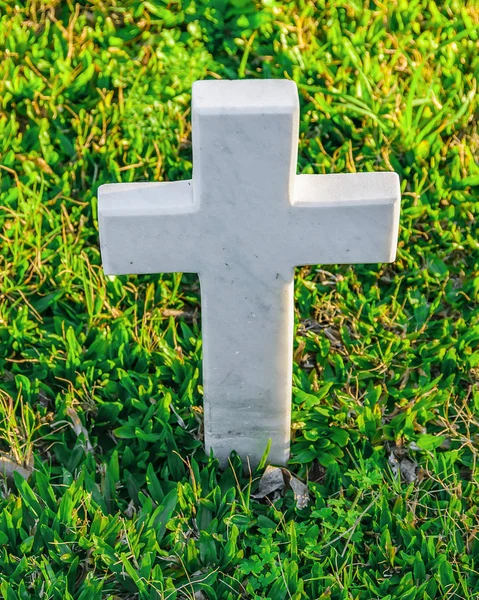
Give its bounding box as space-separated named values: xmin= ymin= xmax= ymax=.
xmin=287 ymin=473 xmax=310 ymax=509
xmin=252 ymin=465 xmax=310 ymax=509
xmin=399 ymin=458 xmax=418 ymax=484
xmin=252 ymin=465 xmax=285 ymax=497
xmin=388 ymin=447 xmax=418 ymax=484
xmin=169 ymin=403 xmax=186 ymax=429
xmin=66 ymin=407 xmax=93 ymax=453
xmin=0 ymin=453 xmax=32 ymax=480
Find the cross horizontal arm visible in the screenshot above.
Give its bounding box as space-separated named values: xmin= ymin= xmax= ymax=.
xmin=98 ymin=180 xmax=201 ymax=275
xmin=287 ymin=172 xmax=401 ymax=266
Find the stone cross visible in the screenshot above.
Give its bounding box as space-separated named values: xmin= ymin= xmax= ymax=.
xmin=99 ymin=79 xmax=400 ymax=468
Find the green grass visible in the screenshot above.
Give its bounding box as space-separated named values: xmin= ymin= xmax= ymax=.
xmin=0 ymin=0 xmax=479 ymax=598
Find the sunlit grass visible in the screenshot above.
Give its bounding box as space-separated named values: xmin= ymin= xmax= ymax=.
xmin=0 ymin=1 xmax=478 ymax=598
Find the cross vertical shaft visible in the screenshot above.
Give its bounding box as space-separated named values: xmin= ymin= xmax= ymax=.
xmin=192 ymin=80 xmax=300 ymax=466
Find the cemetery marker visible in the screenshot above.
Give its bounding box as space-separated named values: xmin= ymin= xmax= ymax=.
xmin=99 ymin=79 xmax=401 ymax=467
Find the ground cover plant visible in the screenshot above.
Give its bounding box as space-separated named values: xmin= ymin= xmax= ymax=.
xmin=0 ymin=0 xmax=478 ymax=598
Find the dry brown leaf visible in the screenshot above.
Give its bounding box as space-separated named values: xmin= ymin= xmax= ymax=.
xmin=388 ymin=451 xmax=400 ymax=478
xmin=252 ymin=465 xmax=310 ymax=509
xmin=66 ymin=407 xmax=93 ymax=453
xmin=251 ymin=465 xmax=285 ymax=498
xmin=388 ymin=449 xmax=418 ymax=484
xmin=288 ymin=474 xmax=310 ymax=509
xmin=0 ymin=453 xmax=32 ymax=480
xmin=399 ymin=458 xmax=418 ymax=484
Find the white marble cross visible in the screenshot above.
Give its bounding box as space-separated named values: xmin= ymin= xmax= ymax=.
xmin=99 ymin=79 xmax=400 ymax=467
